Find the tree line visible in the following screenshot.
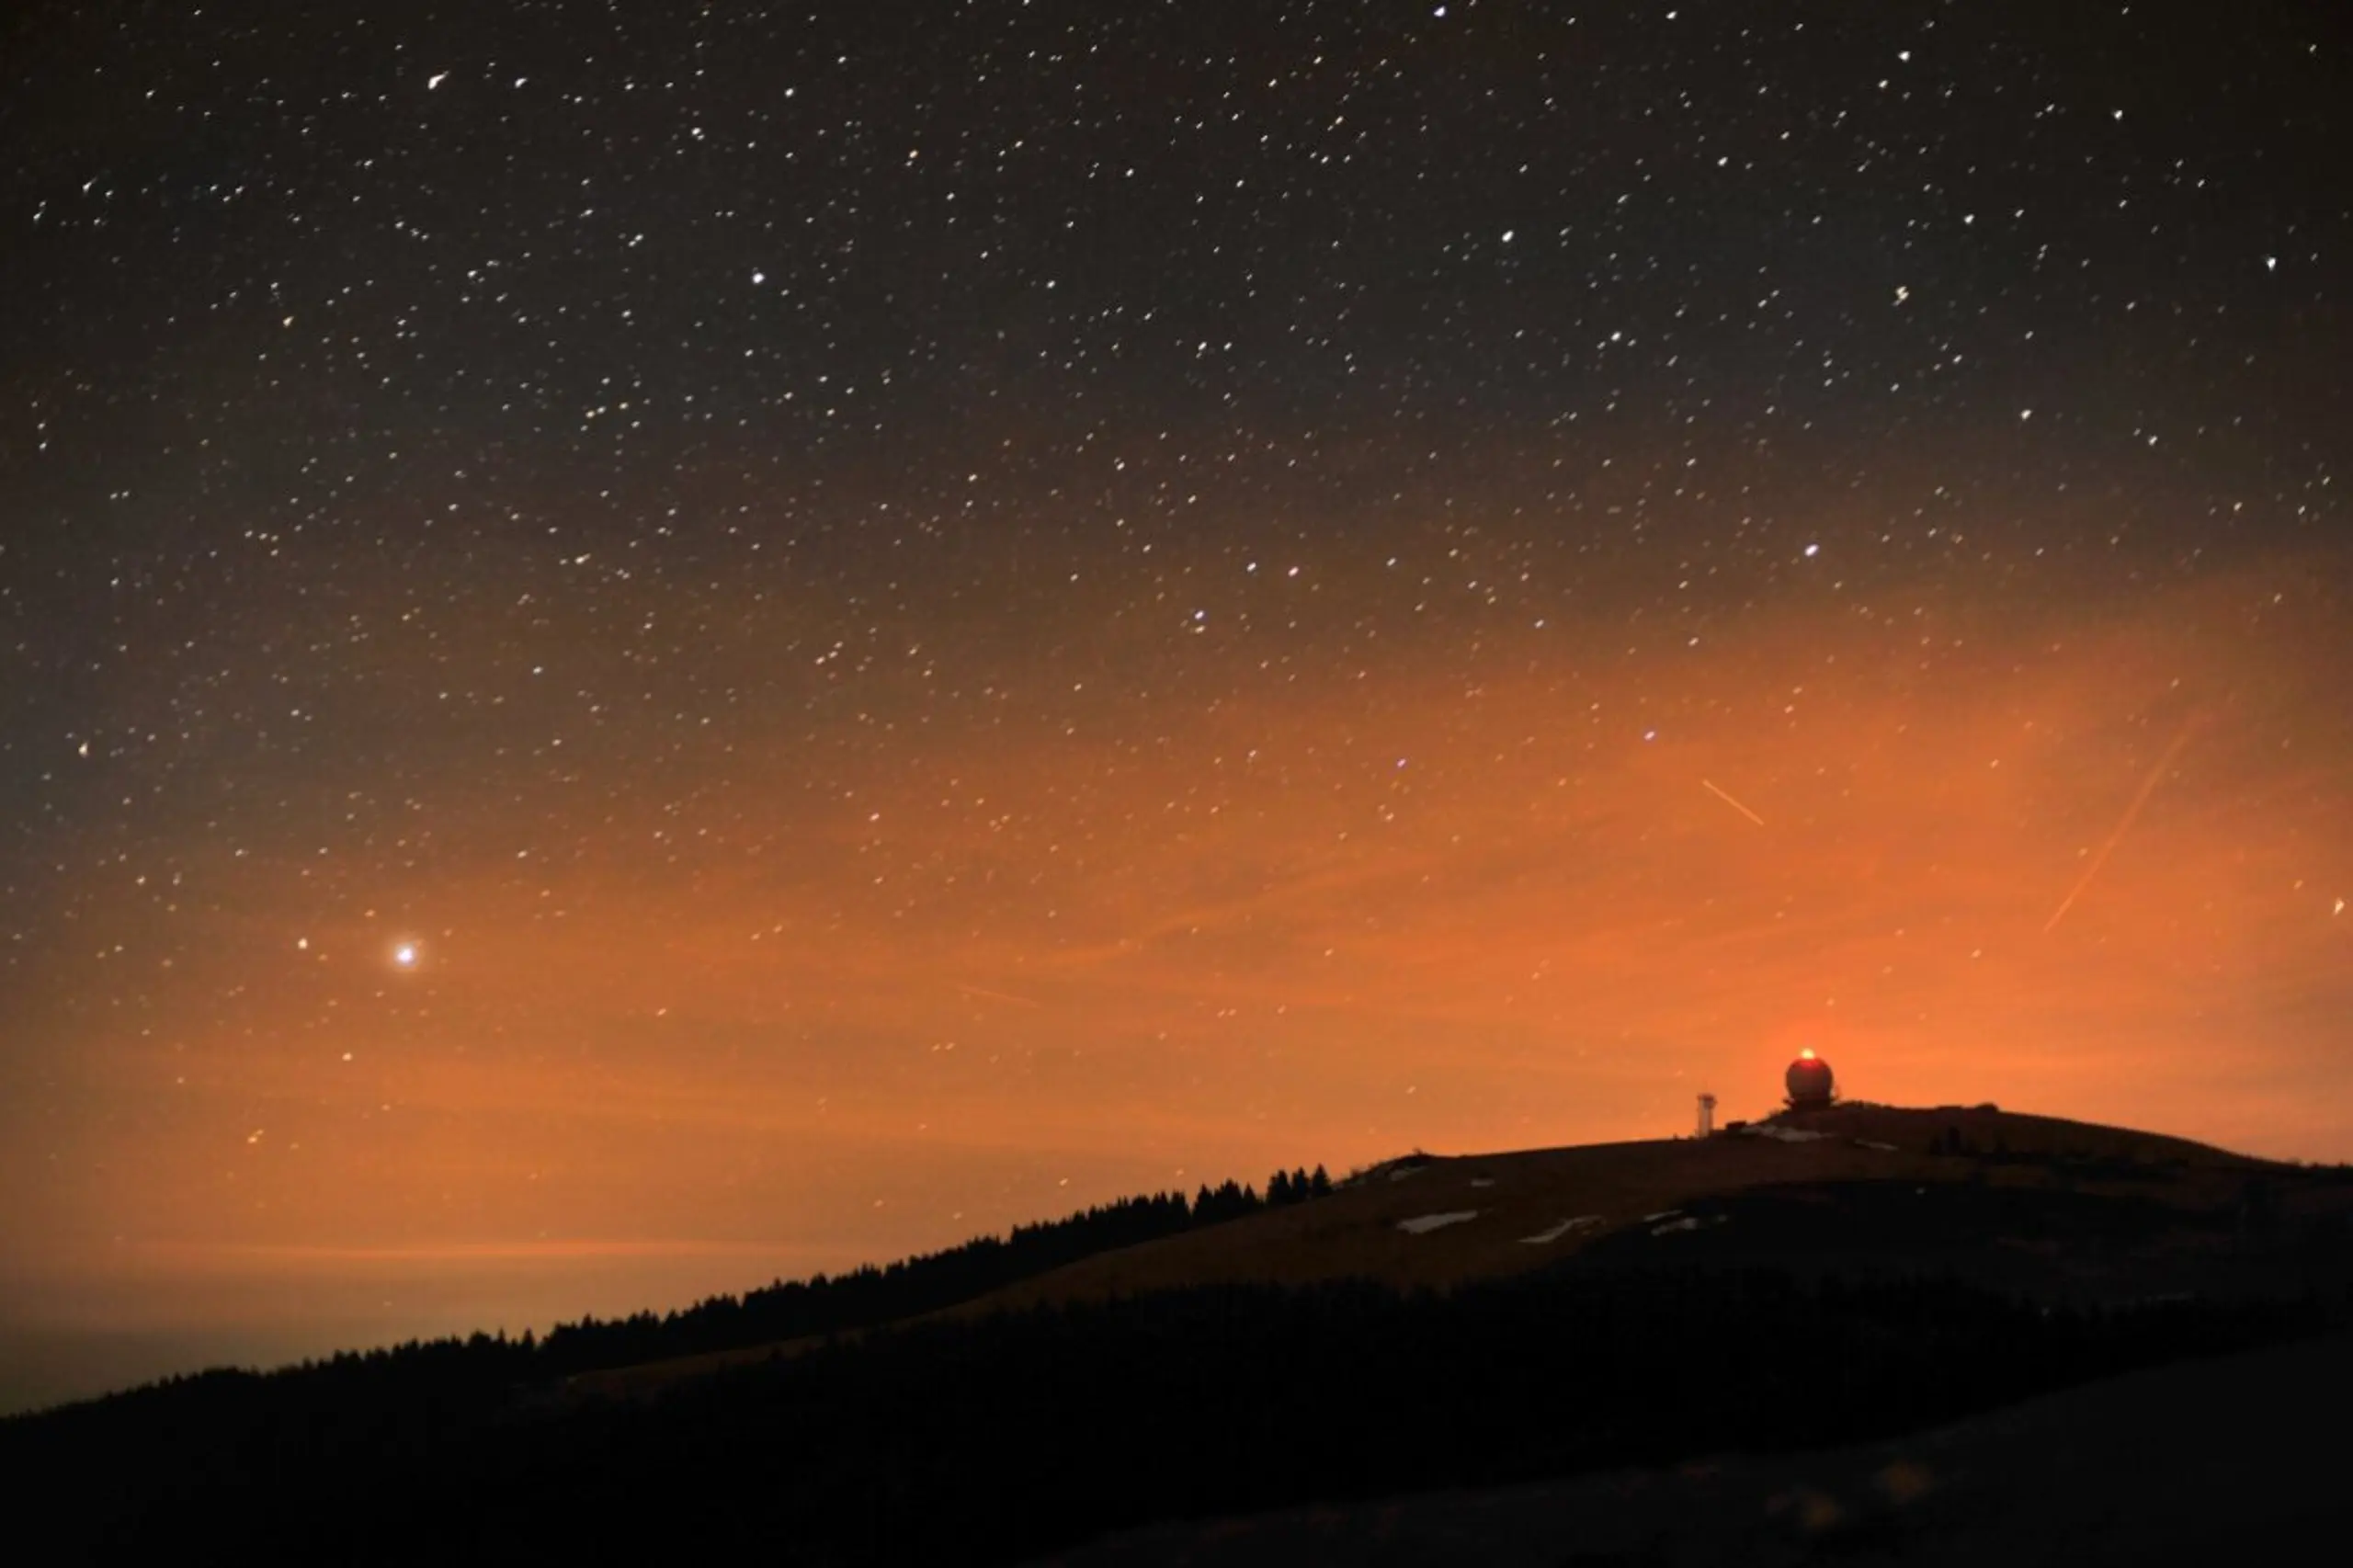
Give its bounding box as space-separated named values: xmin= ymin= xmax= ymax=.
xmin=2 ymin=1161 xmax=1342 ymax=1434
xmin=536 ymin=1164 xmax=1334 ymax=1372
xmin=5 ymin=1260 xmax=2327 ymax=1566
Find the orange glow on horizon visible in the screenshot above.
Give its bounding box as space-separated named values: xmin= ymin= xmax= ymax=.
xmin=8 ymin=549 xmax=2349 ymax=1361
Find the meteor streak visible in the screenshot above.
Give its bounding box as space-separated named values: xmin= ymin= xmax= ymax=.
xmin=953 ymin=983 xmax=1044 ymax=1008
xmin=2043 ymin=718 xmax=2199 ymax=934
xmin=1701 ymin=778 xmax=1767 ymax=827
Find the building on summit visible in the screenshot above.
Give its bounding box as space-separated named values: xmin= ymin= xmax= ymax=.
xmin=1784 ymin=1049 xmax=1836 ymax=1111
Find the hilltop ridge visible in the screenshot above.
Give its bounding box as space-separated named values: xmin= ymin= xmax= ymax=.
xmin=7 ymin=1100 xmax=2347 ymax=1567
xmin=911 ymin=1102 xmax=2298 ymax=1309
xmin=569 ymin=1102 xmax=2316 ymax=1401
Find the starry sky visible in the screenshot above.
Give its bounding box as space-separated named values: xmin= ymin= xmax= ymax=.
xmin=3 ymin=0 xmax=2347 ymax=1409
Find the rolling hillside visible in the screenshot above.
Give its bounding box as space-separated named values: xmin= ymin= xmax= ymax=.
xmin=9 ymin=1103 xmax=2347 ymax=1565
xmin=570 ymin=1103 xmax=2313 ymax=1400
xmin=970 ymin=1104 xmax=2275 ymax=1304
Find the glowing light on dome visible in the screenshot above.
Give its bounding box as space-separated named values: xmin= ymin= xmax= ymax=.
xmin=1784 ymin=1049 xmax=1836 ymax=1110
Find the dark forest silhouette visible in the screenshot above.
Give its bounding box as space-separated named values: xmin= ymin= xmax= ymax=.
xmin=6 ymin=1261 xmax=2324 ymax=1565
xmin=535 ymin=1164 xmax=1331 ymax=1373
xmin=11 ymin=1163 xmax=1339 ymax=1419
xmin=8 ymin=1156 xmax=2350 ymax=1564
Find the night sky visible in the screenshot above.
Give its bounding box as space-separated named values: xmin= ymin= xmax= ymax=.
xmin=3 ymin=0 xmax=2347 ymax=1410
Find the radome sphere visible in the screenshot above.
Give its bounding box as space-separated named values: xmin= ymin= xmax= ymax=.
xmin=1785 ymin=1049 xmax=1836 ymax=1109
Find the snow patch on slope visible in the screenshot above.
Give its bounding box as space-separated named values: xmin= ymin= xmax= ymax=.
xmin=1396 ymin=1210 xmax=1480 ymax=1235
xmin=1518 ymin=1215 xmax=1604 ymax=1244
xmin=1652 ymin=1214 xmax=1730 ymax=1237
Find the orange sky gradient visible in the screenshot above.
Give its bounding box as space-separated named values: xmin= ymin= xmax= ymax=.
xmin=6 ymin=535 xmax=2347 ymax=1402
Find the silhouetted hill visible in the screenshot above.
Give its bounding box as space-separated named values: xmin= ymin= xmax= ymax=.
xmin=898 ymin=1103 xmax=2327 ymax=1318
xmin=569 ymin=1103 xmax=2313 ymax=1400
xmin=5 ymin=1107 xmax=2348 ymax=1565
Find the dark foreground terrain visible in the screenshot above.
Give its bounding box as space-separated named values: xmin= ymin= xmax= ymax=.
xmin=1048 ymin=1327 xmax=2353 ymax=1568
xmin=8 ymin=1110 xmax=2351 ymax=1564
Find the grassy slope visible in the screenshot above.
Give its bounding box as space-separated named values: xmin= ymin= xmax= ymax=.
xmin=972 ymin=1106 xmax=2264 ymax=1304
xmin=573 ymin=1105 xmax=2296 ymax=1399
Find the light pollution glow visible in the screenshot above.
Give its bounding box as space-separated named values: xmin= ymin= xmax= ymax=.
xmin=5 ymin=548 xmax=2347 ymax=1408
